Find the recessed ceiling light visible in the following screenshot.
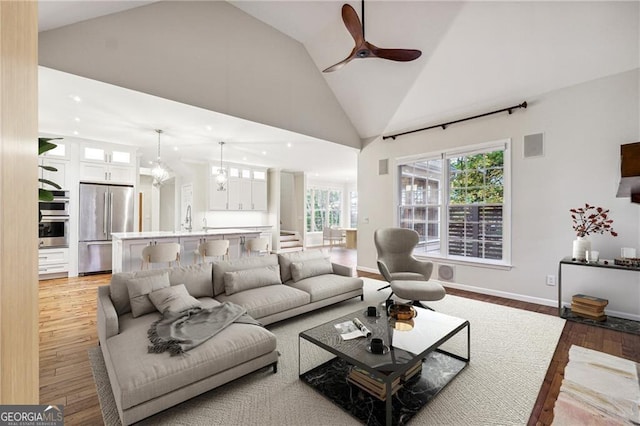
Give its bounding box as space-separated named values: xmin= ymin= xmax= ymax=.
xmin=73 ymin=130 xmax=79 ymax=135
xmin=148 ymin=160 xmax=153 ymax=165
xmin=74 ymin=117 xmax=81 ymax=122
xmin=69 ymin=95 xmax=82 ymax=103
xmin=173 ymin=146 xmax=179 ymax=151
xmin=242 ymin=156 xmax=247 ymax=161
xmin=287 ymin=143 xmax=292 ymax=148
xmin=206 ymin=125 xmax=212 ymax=131
xmin=315 ymin=173 xmax=319 ymax=177
xmin=262 ymin=151 xmax=267 ymax=155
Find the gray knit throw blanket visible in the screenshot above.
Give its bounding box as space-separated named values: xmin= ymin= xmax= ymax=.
xmin=147 ymin=302 xmax=262 ymax=356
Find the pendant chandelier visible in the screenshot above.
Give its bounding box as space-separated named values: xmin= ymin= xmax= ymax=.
xmin=151 ymin=129 xmax=171 ymax=187
xmin=216 ymin=141 xmax=227 ymax=191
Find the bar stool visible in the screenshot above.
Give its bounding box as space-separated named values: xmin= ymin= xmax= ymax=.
xmin=141 ymin=243 xmax=181 ymax=270
xmin=196 ymin=239 xmax=229 ymax=263
xmin=246 ymin=237 xmax=269 ymax=256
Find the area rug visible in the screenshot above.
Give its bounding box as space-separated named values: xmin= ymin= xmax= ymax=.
xmin=89 ymin=278 xmax=565 ymax=425
xmin=552 ymin=345 xmax=640 ymax=425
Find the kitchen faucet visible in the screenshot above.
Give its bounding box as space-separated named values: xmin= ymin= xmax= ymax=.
xmin=184 ymin=205 xmax=192 ymax=232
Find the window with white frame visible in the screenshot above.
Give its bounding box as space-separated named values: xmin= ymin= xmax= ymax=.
xmin=397 ymin=141 xmax=510 ymax=264
xmin=306 ymin=187 xmax=342 ymax=232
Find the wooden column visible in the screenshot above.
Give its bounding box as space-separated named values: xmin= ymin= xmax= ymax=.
xmin=0 ymin=0 xmax=39 ymax=403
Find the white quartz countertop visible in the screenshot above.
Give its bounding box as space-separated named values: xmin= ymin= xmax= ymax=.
xmin=202 ymin=225 xmax=272 ymax=230
xmin=111 ymin=229 xmax=261 ymax=240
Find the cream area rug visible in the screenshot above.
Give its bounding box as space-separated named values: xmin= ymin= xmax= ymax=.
xmin=552 ymin=345 xmax=640 ymax=425
xmin=89 ymin=278 xmax=565 ymax=425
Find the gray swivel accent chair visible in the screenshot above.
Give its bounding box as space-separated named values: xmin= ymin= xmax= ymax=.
xmin=374 ymin=228 xmax=445 ymax=309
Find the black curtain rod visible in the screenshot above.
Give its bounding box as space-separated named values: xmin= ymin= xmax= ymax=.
xmin=382 ymin=101 xmax=528 ymax=141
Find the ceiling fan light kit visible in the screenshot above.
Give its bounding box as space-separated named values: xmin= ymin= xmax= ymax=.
xmin=323 ymin=1 xmax=422 ymax=73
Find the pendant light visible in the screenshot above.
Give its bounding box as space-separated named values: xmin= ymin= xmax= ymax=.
xmin=151 ymin=129 xmax=170 ymax=187
xmin=216 ymin=141 xmax=227 ymax=191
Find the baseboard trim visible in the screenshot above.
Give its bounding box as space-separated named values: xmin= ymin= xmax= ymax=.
xmin=357 ymin=266 xmax=379 ymax=274
xmin=432 ymin=279 xmax=558 ymax=307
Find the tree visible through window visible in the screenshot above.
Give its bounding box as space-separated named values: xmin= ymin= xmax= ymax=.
xmin=306 ymin=187 xmax=342 ymax=232
xmin=398 ymin=142 xmax=509 ymax=263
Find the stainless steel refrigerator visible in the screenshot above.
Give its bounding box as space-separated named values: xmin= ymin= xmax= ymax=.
xmin=79 ymin=183 xmax=134 ymax=274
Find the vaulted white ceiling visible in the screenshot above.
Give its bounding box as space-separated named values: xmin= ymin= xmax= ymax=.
xmin=38 ymin=1 xmax=639 ymax=172
xmin=231 ymin=1 xmax=639 ymax=138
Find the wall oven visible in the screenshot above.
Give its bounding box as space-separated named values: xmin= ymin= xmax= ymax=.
xmin=39 ymin=216 xmax=69 ymax=248
xmin=39 ymin=190 xmax=70 ymax=248
xmin=39 ymin=190 xmax=70 ymax=216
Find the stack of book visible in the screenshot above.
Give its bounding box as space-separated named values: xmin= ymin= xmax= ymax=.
xmin=571 ymin=294 xmax=608 ymax=321
xmin=346 ymin=362 xmax=422 ymax=401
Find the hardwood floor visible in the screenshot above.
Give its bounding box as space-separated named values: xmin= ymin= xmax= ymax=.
xmin=39 ymin=248 xmax=639 ymax=425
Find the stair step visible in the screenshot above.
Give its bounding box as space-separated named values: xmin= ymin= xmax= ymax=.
xmin=280 ymin=235 xmax=300 ymax=242
xmin=277 ymin=246 xmax=304 ymax=253
xmin=280 ymin=241 xmax=303 ymax=248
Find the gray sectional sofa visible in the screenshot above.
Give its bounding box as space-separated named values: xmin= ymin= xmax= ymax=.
xmin=97 ymin=250 xmax=363 ymax=425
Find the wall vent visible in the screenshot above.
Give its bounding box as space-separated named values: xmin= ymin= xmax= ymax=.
xmin=437 ymin=264 xmax=455 ymax=282
xmin=523 ymin=133 xmax=544 ymax=158
xmin=378 ymin=159 xmax=389 ymax=175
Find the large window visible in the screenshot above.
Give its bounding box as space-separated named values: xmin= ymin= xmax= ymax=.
xmin=398 ymin=141 xmax=510 ymax=264
xmin=306 ymin=187 xmax=342 ymax=232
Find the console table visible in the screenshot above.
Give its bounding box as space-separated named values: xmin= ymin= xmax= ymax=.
xmin=557 ymin=257 xmax=640 ymax=335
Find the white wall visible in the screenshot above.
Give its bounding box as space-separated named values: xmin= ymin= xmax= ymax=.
xmin=38 ymin=1 xmax=361 ymax=150
xmin=280 ymin=172 xmax=295 ymax=230
xmin=358 ymin=70 xmax=640 ymax=309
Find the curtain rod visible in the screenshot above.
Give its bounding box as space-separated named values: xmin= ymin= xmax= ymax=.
xmin=382 ymin=101 xmax=528 ymax=141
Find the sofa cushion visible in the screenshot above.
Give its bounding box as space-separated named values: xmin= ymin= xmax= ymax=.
xmin=278 ymin=250 xmax=326 ymax=283
xmin=167 ymin=263 xmax=213 ymax=298
xmin=224 ymin=265 xmax=282 ymax=296
xmin=215 ymin=284 xmax=310 ymax=319
xmin=106 ymin=305 xmax=277 ymax=410
xmin=148 ymin=284 xmax=202 ymax=314
xmin=287 ymin=274 xmax=363 ymax=303
xmin=291 ymin=257 xmax=333 ymax=282
xmin=126 ymin=272 xmax=171 ymax=318
xmin=111 ymin=269 xmax=170 ymax=316
xmin=212 ymin=254 xmax=278 ymax=296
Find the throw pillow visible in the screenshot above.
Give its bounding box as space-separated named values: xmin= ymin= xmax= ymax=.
xmin=224 ymin=264 xmax=282 ymax=296
xmin=290 ymin=257 xmax=333 ymax=282
xmin=168 ymin=263 xmax=213 ymax=298
xmin=278 ymin=250 xmax=325 ymax=282
xmin=126 ymin=272 xmax=171 ymax=318
xmin=148 ymin=284 xmax=202 ymax=314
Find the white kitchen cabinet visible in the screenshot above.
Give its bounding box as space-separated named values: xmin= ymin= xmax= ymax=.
xmin=80 ymin=143 xmax=136 ymax=184
xmin=80 ymin=161 xmax=136 ymax=184
xmin=251 ymin=179 xmax=267 ymax=211
xmin=38 ymin=248 xmax=69 ymax=279
xmin=228 ymin=178 xmax=252 ymax=210
xmin=209 ymin=183 xmax=229 ymax=210
xmin=40 ymin=157 xmax=68 ymax=190
xmin=81 ymin=145 xmax=135 ymax=166
xmin=209 ymin=163 xmax=267 ymax=211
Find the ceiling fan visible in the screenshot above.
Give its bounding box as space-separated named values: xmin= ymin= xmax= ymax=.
xmin=323 ymin=1 xmax=422 ymax=73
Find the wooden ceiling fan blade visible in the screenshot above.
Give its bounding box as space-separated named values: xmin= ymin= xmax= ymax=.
xmin=323 ymin=55 xmax=355 ymax=73
xmin=341 ymin=4 xmax=364 ymax=45
xmin=370 ymin=45 xmax=422 ymax=62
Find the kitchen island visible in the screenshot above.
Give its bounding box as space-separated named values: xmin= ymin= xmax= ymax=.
xmin=111 ymin=229 xmax=261 ymax=272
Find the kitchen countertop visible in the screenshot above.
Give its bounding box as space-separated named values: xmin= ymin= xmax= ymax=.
xmin=202 ymin=225 xmax=272 ymax=230
xmin=111 ymin=229 xmax=262 ymax=240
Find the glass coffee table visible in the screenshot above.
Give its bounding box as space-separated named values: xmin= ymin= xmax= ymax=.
xmin=299 ymin=305 xmax=470 ymax=426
